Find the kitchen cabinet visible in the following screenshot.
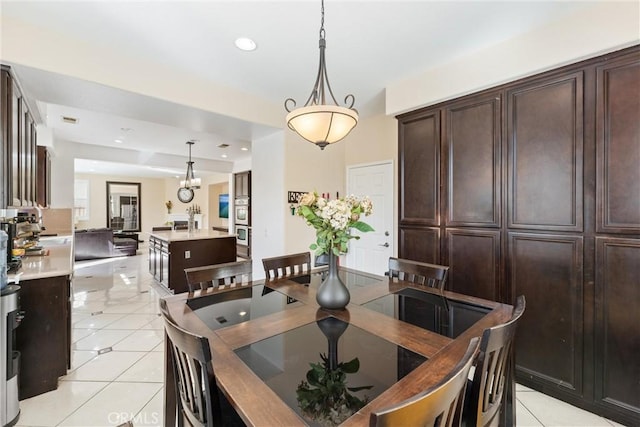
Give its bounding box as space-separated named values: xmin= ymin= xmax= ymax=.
xmin=234 ymin=171 xmax=251 ymax=199
xmin=148 ymin=231 xmax=236 ymax=294
xmin=1 ymin=64 xmax=40 ymax=208
xmin=397 ymin=45 xmax=639 ymax=425
xmin=16 ymin=275 xmax=71 ymax=399
xmin=36 ymin=146 xmax=51 ymax=207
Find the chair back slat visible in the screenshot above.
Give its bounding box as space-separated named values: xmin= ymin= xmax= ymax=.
xmin=466 ymin=295 xmax=526 ymax=427
xmin=388 ymin=257 xmax=449 ymax=290
xmin=370 ymin=337 xmax=480 ymax=427
xmin=262 ymin=252 xmax=311 ymax=279
xmin=185 ymin=260 xmax=252 ymax=293
xmin=162 ymin=313 xmax=221 ymax=427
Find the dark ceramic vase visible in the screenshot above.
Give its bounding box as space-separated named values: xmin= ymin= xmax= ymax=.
xmin=316 ymin=316 xmax=349 ymax=370
xmin=316 ymin=251 xmax=350 ymax=310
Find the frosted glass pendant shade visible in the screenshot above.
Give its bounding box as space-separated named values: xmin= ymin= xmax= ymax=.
xmin=286 ymin=105 xmax=358 ymax=149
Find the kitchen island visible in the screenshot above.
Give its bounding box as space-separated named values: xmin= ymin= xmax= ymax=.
xmin=148 ymin=229 xmax=236 ymax=294
xmin=8 ymin=235 xmax=73 ymax=400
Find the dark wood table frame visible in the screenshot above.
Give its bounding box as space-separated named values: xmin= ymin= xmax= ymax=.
xmin=162 ymin=267 xmax=515 ymax=426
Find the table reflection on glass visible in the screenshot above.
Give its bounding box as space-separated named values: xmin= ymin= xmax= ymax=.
xmin=162 ymin=267 xmax=514 ymax=427
xmin=235 ymin=316 xmax=426 ymax=426
xmin=188 ymin=284 xmax=302 ymax=330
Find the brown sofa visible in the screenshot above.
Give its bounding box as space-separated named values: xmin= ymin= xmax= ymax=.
xmin=74 ymin=228 xmax=138 ymax=261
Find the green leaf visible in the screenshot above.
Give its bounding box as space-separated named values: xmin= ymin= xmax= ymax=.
xmin=352 ymin=221 xmax=374 ymax=233
xmin=347 ymin=385 xmax=374 ymax=392
xmin=340 ymin=358 xmax=360 ymax=373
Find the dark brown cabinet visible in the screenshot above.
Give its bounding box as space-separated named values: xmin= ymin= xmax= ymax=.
xmin=36 ymin=145 xmax=51 ymax=207
xmin=148 ymin=234 xmax=236 ymax=294
xmin=397 ymin=46 xmax=640 ymax=425
xmin=1 ymin=64 xmax=40 ymax=208
xmin=507 ymin=72 xmax=584 ymax=232
xmin=16 ymin=275 xmax=71 ymax=399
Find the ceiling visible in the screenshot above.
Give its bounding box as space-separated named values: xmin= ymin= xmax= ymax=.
xmin=1 ymin=0 xmax=595 ymax=177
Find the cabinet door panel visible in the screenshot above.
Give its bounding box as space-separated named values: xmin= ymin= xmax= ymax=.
xmin=31 ymin=121 xmax=37 ymax=205
xmin=399 ymin=226 xmax=439 ymax=264
xmin=23 ymin=104 xmax=32 ymax=206
xmin=507 ymin=73 xmax=583 ymax=231
xmin=399 ymin=110 xmax=440 ymax=226
xmin=1 ymin=69 xmax=9 ymax=207
xmin=595 ymin=238 xmax=640 ymax=414
xmin=11 ymin=80 xmax=21 ymax=206
xmin=596 ymin=57 xmax=640 ymax=233
xmin=37 ymin=145 xmax=48 ymax=207
xmin=444 ymin=94 xmax=501 ymax=227
xmin=445 ymin=228 xmax=501 ymax=301
xmin=510 ymin=232 xmax=584 ymax=394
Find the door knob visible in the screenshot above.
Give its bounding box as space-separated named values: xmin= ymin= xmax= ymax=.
xmin=379 ymin=242 xmax=389 ymax=247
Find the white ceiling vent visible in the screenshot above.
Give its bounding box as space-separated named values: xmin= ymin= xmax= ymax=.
xmin=61 ymin=116 xmax=78 ymax=124
xmin=217 ymin=143 xmax=229 ymax=148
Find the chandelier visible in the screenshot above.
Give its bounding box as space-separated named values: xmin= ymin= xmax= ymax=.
xmin=284 ymin=0 xmax=358 ymax=150
xmin=180 ymin=140 xmax=201 ymax=189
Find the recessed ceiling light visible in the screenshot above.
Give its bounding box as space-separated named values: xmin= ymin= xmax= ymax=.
xmin=114 ymin=139 xmax=123 ymax=143
xmin=235 ymin=37 xmax=257 ymax=52
xmin=221 ymin=154 xmax=228 ymax=158
xmin=241 ymin=147 xmax=249 ymax=151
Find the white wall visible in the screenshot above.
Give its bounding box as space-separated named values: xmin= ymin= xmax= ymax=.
xmin=74 ymin=173 xmax=166 ymax=234
xmin=251 ymin=131 xmax=286 ymax=279
xmin=163 ymin=173 xmax=229 ymax=230
xmin=49 ymin=140 xmax=75 ymax=208
xmin=284 ymin=131 xmax=346 ymax=261
xmin=386 ymin=2 xmax=640 ymax=115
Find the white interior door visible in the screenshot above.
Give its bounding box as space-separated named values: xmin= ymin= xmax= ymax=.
xmin=345 ymin=161 xmax=393 ymax=276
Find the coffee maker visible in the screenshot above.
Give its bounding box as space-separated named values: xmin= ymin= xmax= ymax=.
xmin=0 ymin=223 xmax=20 ymax=273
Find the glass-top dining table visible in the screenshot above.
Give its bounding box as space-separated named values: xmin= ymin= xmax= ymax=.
xmin=162 ymin=267 xmax=514 ymax=426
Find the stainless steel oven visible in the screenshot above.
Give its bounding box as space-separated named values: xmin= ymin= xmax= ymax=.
xmin=236 ymin=224 xmax=250 ymax=258
xmin=236 ymin=225 xmax=249 ymax=247
xmin=235 ymin=199 xmax=249 ymax=225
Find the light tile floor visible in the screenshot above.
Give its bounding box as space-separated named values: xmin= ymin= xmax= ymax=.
xmin=15 ymin=248 xmax=628 ymax=427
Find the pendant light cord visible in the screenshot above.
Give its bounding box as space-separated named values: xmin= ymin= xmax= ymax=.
xmin=319 ymin=0 xmax=325 ymax=40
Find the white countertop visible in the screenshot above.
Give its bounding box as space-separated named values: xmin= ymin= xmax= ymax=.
xmin=8 ymin=235 xmax=74 ymax=283
xmin=149 ymin=229 xmax=235 ymax=243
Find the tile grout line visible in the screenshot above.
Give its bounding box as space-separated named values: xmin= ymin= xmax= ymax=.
xmin=516 ymin=395 xmax=547 ymax=426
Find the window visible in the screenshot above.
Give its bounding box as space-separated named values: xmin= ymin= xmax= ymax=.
xmin=74 ymin=179 xmax=90 ymax=221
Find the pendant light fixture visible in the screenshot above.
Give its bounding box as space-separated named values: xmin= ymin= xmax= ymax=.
xmin=284 ymin=0 xmax=358 ymax=150
xmin=180 ymin=140 xmax=201 ymax=189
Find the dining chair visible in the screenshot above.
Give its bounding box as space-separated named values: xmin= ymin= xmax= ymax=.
xmin=161 ymin=311 xmax=244 ymax=427
xmin=184 ymin=260 xmax=252 ymax=293
xmin=370 ymin=337 xmax=480 ymax=427
xmin=388 ymin=257 xmax=449 ymax=290
xmin=389 ymin=257 xmax=451 ymax=336
xmin=461 ymin=295 xmax=526 ymax=427
xmin=262 ymin=251 xmax=311 ymax=279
